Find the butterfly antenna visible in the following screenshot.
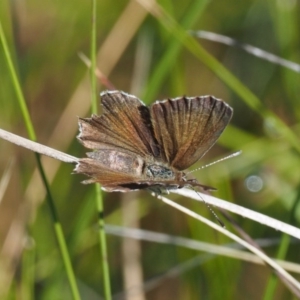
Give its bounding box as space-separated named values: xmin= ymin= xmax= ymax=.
xmin=186 ymin=150 xmax=242 ymax=175
xmin=185 ymin=151 xmax=242 ymax=227
xmin=189 ymin=186 xmax=225 ymax=227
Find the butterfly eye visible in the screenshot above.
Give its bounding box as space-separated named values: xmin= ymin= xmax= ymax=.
xmin=146 ymin=164 xmax=174 ymax=179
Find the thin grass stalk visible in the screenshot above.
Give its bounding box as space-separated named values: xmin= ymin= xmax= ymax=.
xmin=263 ymin=234 xmax=290 ymax=300
xmin=263 ymin=187 xmax=300 ymax=299
xmin=158 ymin=195 xmax=300 ymax=294
xmin=142 ymin=0 xmax=209 ymax=102
xmin=90 ymin=0 xmax=112 ymax=299
xmin=0 ymin=19 xmax=81 ymax=300
xmin=21 ymin=242 xmax=35 ymax=300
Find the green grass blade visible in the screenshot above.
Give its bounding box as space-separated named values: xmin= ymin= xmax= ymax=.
xmin=0 ymin=19 xmax=81 ymax=300
xmin=90 ymin=0 xmax=112 ymax=299
xmin=0 ymin=21 xmax=36 ymax=141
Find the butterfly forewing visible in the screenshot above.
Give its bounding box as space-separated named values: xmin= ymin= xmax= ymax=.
xmin=78 ymin=91 xmax=160 ymax=158
xmin=150 ymin=96 xmax=233 ymax=170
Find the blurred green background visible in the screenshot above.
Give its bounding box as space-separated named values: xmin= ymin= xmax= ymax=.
xmin=0 ymin=0 xmax=300 ymax=299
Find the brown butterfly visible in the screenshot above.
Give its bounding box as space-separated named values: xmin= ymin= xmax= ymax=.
xmin=75 ymin=90 xmax=233 ymax=192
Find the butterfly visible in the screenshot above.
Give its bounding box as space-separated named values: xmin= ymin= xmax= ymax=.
xmin=75 ymin=90 xmax=233 ymax=192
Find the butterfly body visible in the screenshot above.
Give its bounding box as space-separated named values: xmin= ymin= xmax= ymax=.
xmin=75 ymin=91 xmax=233 ymax=192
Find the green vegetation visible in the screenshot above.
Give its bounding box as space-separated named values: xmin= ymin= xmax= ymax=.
xmin=0 ymin=1 xmax=299 ymax=299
